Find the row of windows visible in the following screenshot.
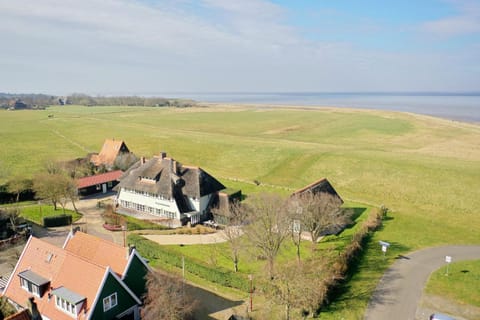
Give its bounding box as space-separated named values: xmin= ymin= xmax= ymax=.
xmin=122 ymin=188 xmax=173 ymax=201
xmin=120 ymin=200 xmax=176 ymax=219
xmin=56 ymin=296 xmax=78 ymax=316
xmin=20 ymin=278 xmax=40 ymax=297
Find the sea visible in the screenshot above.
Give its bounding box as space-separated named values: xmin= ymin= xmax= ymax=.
xmin=156 ymin=92 xmax=480 ymax=124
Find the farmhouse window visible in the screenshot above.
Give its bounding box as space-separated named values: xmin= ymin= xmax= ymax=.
xmin=103 ymin=292 xmax=118 ymax=312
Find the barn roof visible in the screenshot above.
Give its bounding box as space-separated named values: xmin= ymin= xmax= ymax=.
xmin=76 ymin=170 xmax=123 ymax=189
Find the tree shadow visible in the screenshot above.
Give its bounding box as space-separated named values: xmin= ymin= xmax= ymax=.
xmin=185 ymin=282 xmax=246 ymax=320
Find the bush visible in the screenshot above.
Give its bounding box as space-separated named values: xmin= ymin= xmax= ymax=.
xmin=43 ymin=214 xmax=72 ymax=227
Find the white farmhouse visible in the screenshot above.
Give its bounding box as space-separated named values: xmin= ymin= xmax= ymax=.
xmin=115 ymin=153 xmax=225 ymax=226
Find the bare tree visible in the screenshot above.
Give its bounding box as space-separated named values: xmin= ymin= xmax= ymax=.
xmin=142 ymin=271 xmax=197 ymax=320
xmin=214 ymin=201 xmax=246 ymax=272
xmin=33 ymin=173 xmax=63 ymax=210
xmin=291 ymin=192 xmax=347 ymax=249
xmin=271 ymin=258 xmax=335 ymax=320
xmin=286 ymin=200 xmax=303 ymax=263
xmin=243 ymin=193 xmax=290 ymax=279
xmin=7 ymin=176 xmax=32 ymax=203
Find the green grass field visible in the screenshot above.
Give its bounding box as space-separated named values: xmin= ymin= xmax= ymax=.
xmin=19 ymin=205 xmax=82 ymax=225
xmin=425 ymin=260 xmax=480 ymax=307
xmin=1 ymin=105 xmax=479 ymax=318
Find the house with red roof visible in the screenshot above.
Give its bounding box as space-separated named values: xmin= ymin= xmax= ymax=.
xmin=76 ymin=170 xmax=123 ymax=196
xmin=2 ymin=231 xmax=151 ymax=320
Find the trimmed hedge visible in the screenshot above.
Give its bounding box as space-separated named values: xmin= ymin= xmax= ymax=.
xmin=43 ymin=214 xmax=72 ymax=227
xmin=128 ymin=234 xmax=250 ymax=292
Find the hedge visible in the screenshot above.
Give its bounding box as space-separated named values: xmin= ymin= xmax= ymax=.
xmin=128 ymin=234 xmax=250 ymax=292
xmin=43 ymin=214 xmax=72 ymax=227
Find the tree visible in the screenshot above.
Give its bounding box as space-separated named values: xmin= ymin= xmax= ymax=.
xmin=213 ymin=201 xmax=246 ymax=272
xmin=270 ymin=258 xmax=335 ymax=320
xmin=0 ymin=296 xmax=16 ymax=319
xmin=286 ymin=200 xmax=304 ymax=263
xmin=7 ymin=176 xmax=32 ymax=203
xmin=141 ymin=271 xmax=197 ymax=320
xmin=33 ymin=173 xmax=63 ymax=210
xmin=243 ymin=193 xmax=290 ymax=279
xmin=33 ymin=164 xmax=78 ymax=213
xmin=291 ymin=191 xmax=347 ymax=249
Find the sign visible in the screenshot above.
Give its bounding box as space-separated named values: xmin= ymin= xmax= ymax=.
xmin=382 ymin=245 xmax=387 ymax=253
xmin=445 ymin=256 xmax=452 ymax=263
xmin=379 ymin=241 xmax=391 ymax=247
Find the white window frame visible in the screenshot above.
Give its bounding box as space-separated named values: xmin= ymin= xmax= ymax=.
xmin=103 ymin=292 xmax=118 ymax=312
xmin=20 ymin=278 xmax=40 ymax=297
xmin=54 ymin=296 xmax=78 ymax=316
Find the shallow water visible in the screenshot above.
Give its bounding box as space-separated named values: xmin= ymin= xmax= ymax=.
xmin=157 ymin=92 xmax=480 ymax=123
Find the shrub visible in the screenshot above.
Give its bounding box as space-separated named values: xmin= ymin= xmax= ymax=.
xmin=43 ymin=214 xmax=72 ymax=227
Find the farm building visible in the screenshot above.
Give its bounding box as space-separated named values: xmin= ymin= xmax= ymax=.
xmin=292 ymin=178 xmax=343 ymax=204
xmin=76 ymin=170 xmax=123 ymax=196
xmin=90 ymin=139 xmax=136 ymax=170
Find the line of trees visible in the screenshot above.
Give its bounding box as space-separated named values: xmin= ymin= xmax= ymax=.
xmin=0 ymin=92 xmax=196 ymax=109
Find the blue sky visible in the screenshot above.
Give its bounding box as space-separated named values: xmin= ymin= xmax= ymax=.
xmin=0 ymin=0 xmax=479 ymax=95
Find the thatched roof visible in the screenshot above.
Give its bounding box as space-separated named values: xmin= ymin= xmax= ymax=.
xmin=116 ymin=155 xmax=225 ymax=200
xmin=90 ymin=139 xmax=130 ymax=167
xmin=292 ymin=178 xmax=343 ymax=204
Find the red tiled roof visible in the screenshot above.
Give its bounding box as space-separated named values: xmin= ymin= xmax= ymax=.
xmin=2 ymin=237 xmax=106 ymax=320
xmin=63 ymin=231 xmax=129 ymax=276
xmin=77 ymin=170 xmax=123 ymax=189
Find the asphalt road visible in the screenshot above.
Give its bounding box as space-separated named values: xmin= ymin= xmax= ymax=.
xmin=364 ymin=245 xmax=480 ymax=320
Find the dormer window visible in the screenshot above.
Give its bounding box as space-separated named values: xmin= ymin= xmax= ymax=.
xmin=52 ymin=286 xmax=86 ymax=318
xmin=18 ymin=270 xmax=50 ymax=297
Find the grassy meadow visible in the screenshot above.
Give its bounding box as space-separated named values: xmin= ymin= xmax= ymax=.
xmin=1 ymin=105 xmax=479 ymax=318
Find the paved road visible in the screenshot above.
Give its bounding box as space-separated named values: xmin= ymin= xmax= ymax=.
xmin=364 ymin=245 xmax=480 ymax=320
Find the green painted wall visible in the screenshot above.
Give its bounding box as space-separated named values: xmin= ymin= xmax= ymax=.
xmin=90 ymin=273 xmax=138 ymax=320
xmin=123 ymin=255 xmax=149 ymax=299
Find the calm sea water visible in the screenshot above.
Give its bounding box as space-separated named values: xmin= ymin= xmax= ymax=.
xmin=158 ymin=92 xmax=480 ymax=123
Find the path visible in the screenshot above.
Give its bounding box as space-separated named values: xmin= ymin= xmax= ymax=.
xmin=364 ymin=245 xmax=480 ymax=320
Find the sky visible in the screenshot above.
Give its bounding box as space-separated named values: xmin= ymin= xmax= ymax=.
xmin=0 ymin=0 xmax=479 ymax=95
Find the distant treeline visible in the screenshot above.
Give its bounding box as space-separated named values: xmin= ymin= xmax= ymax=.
xmin=0 ymin=92 xmax=196 ymax=109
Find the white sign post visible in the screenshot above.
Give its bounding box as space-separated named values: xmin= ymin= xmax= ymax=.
xmin=379 ymin=241 xmax=390 ymax=258
xmin=445 ymin=255 xmax=452 ymax=276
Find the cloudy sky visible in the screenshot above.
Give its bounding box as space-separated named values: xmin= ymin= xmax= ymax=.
xmin=1 ymin=0 xmax=479 ymax=95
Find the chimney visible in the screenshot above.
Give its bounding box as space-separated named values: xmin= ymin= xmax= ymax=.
xmin=27 ymin=297 xmax=43 ymax=320
xmin=127 ymin=244 xmax=136 ymax=258
xmin=160 ymin=151 xmax=167 ymax=159
xmin=140 ymin=156 xmax=146 ymax=164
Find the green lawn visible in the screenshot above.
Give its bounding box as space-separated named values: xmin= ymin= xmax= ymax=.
xmin=425 ymin=260 xmax=480 ymax=307
xmin=1 ymin=105 xmax=479 ymax=318
xmin=20 ymin=205 xmax=82 ymax=225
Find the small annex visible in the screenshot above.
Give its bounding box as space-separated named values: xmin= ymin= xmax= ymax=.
xmin=2 ymin=231 xmax=151 ymax=320
xmin=76 ymin=170 xmax=123 ymax=196
xmin=115 ymin=152 xmax=226 ymax=227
